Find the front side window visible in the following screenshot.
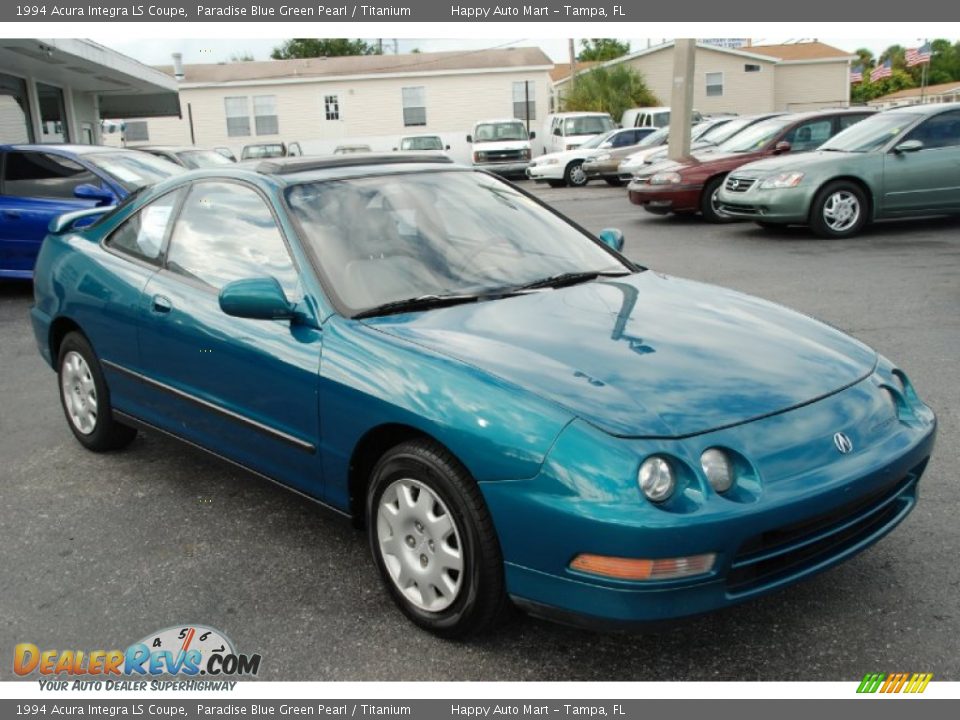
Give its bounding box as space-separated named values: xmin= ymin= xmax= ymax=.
xmin=783 ymin=119 xmax=834 ymax=152
xmin=224 ymin=96 xmax=250 ymax=137
xmin=3 ymin=152 xmax=97 ymax=199
xmin=105 ymin=189 xmax=182 ymax=263
xmin=903 ymin=110 xmax=960 ymax=149
xmin=706 ymin=72 xmax=724 ymax=97
xmin=512 ymin=81 xmax=536 ymax=121
xmin=324 ymin=94 xmax=340 ymax=121
xmin=402 ymin=86 xmax=426 ymax=127
xmin=253 ymin=95 xmax=278 ymax=136
xmin=285 ymin=170 xmax=629 ymax=315
xmin=165 ymin=181 xmax=299 ymax=297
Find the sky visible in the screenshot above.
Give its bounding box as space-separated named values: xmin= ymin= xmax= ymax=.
xmin=92 ymin=37 xmax=914 ymax=67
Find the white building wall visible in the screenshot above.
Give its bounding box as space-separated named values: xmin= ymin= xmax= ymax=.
xmin=106 ymin=69 xmax=551 ymax=162
xmin=773 ymin=62 xmax=851 ymax=111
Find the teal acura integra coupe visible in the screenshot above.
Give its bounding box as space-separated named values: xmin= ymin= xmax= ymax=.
xmin=717 ymin=103 xmax=960 ymax=237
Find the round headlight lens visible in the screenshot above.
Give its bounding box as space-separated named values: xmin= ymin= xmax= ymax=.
xmin=638 ymin=457 xmax=675 ymax=502
xmin=701 ymin=448 xmax=734 ymax=493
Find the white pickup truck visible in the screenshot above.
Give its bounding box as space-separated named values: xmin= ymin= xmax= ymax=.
xmin=466 ymin=119 xmax=534 ymax=178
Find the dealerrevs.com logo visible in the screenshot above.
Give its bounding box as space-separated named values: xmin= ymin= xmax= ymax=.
xmin=857 ymin=672 xmax=933 ymax=694
xmin=14 ymin=625 xmax=261 ymax=690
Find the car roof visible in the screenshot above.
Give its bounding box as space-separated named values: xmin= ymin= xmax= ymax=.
xmin=140 ymin=145 xmax=213 ymax=153
xmin=883 ymin=101 xmax=960 ymax=116
xmin=474 ymin=118 xmax=526 ymax=124
xmin=239 ymin=154 xmax=455 ymax=184
xmin=0 ymin=143 xmax=139 ymax=155
xmin=552 ymin=111 xmax=612 ymax=118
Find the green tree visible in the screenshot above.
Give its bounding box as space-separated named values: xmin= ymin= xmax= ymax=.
xmin=271 ymin=39 xmax=380 ymax=60
xmin=851 ymin=69 xmax=915 ymax=103
xmin=230 ymin=52 xmax=254 ymax=62
xmin=562 ymin=65 xmax=659 ymax=121
xmin=577 ymin=39 xmax=631 ymax=62
xmin=853 ymin=47 xmax=875 ymax=73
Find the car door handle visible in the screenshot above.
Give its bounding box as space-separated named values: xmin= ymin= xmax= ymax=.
xmin=151 ymin=295 xmax=172 ymax=314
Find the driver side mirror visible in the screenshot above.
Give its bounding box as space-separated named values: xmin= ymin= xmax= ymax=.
xmin=74 ymin=183 xmax=115 ymax=205
xmin=553 ymin=127 xmax=562 ymax=136
xmin=773 ymin=141 xmax=792 ymax=154
xmin=894 ymin=139 xmax=924 ymax=154
xmin=598 ymin=228 xmax=625 ymax=252
xmin=219 ymin=277 xmax=295 ymax=321
xmin=529 ymin=131 xmax=536 ymax=140
xmin=465 ymin=135 xmax=472 ymax=143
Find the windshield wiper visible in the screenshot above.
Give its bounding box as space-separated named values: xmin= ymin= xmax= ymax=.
xmin=512 ymin=269 xmax=631 ymax=291
xmin=353 ymin=293 xmax=491 ymax=319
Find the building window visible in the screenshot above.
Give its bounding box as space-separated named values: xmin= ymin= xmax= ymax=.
xmin=513 ymin=81 xmax=536 ymax=121
xmin=124 ymin=121 xmax=149 ymax=142
xmin=37 ymin=82 xmax=68 ymax=142
xmin=0 ymin=72 xmax=34 ymax=143
xmin=706 ymin=72 xmax=724 ymax=97
xmin=325 ymin=94 xmax=340 ymax=121
xmin=253 ymin=95 xmax=279 ymax=135
xmin=744 ymin=64 xmax=762 ymax=73
xmin=224 ymin=96 xmax=250 ymax=137
xmin=402 ymin=86 xmax=426 ymax=127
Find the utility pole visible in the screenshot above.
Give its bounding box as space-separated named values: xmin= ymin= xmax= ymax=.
xmin=667 ymin=39 xmax=696 ymax=161
xmin=569 ymin=38 xmax=577 ymax=88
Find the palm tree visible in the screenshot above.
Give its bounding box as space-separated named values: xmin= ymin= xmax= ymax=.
xmin=562 ymin=66 xmax=659 ymax=121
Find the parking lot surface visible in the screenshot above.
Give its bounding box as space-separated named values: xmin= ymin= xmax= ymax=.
xmin=1 ymin=181 xmax=958 ymax=681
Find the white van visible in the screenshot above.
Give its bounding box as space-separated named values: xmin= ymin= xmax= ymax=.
xmin=466 ymin=119 xmax=534 ymax=177
xmin=542 ymin=112 xmax=615 ymax=154
xmin=621 ymin=107 xmax=704 ymax=129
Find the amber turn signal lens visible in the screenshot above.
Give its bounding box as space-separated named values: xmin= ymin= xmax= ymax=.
xmin=570 ymin=553 xmax=715 ymax=581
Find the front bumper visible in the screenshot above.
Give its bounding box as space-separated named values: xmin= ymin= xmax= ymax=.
xmin=525 ymin=162 xmax=564 ymax=182
xmin=716 ymin=182 xmax=817 ymax=223
xmin=480 ymin=363 xmax=936 ymax=627
xmin=474 ymin=161 xmax=530 ymax=178
xmin=627 ymin=181 xmax=702 ymax=214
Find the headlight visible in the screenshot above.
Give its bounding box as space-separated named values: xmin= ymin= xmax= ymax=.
xmin=638 ymin=457 xmax=675 ymax=502
xmin=759 ymin=172 xmax=805 ymax=189
xmin=700 ymin=448 xmax=734 ymax=493
xmin=594 ymin=153 xmax=612 ymax=162
xmin=649 ymin=171 xmax=682 ymax=185
xmin=544 ymin=158 xmax=559 ymax=165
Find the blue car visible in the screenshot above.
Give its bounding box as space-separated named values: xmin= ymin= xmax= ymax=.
xmin=31 ymin=155 xmax=936 ymax=636
xmin=0 ymin=144 xmax=183 ymax=279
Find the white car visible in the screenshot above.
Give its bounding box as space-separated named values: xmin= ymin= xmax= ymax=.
xmin=394 ymin=134 xmax=450 ymax=154
xmin=527 ymin=127 xmax=654 ymax=187
xmin=467 ymin=119 xmax=533 ymax=178
xmin=543 ymin=112 xmax=616 ymax=155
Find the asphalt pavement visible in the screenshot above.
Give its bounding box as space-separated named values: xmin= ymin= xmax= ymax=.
xmin=1 ymin=182 xmax=958 ymax=681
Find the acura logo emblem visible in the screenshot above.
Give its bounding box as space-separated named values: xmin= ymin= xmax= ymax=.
xmin=833 ymin=432 xmax=854 ymax=454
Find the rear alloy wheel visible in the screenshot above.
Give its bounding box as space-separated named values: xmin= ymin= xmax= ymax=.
xmin=810 ymin=181 xmax=868 ymax=238
xmin=700 ymin=175 xmax=733 ymax=223
xmin=564 ymin=161 xmax=588 ymax=187
xmin=57 ymin=332 xmax=137 ymax=451
xmin=367 ymin=439 xmax=508 ymax=637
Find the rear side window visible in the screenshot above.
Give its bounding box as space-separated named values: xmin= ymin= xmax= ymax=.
xmin=165 ymin=181 xmax=300 ymax=298
xmin=3 ymin=152 xmax=99 ymax=199
xmin=105 ymin=189 xmax=182 ymax=264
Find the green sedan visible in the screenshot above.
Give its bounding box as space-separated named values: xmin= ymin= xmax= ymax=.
xmin=716 ymin=103 xmax=960 ymax=237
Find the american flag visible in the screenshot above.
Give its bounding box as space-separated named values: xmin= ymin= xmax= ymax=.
xmin=906 ymin=42 xmax=932 ymax=67
xmin=850 ymin=64 xmax=864 ymax=83
xmin=870 ymin=59 xmax=892 ymax=82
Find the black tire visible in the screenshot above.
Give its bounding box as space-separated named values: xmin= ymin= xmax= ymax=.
xmin=755 ymin=221 xmax=781 ymax=230
xmin=605 ymin=178 xmax=625 ymax=187
xmin=546 ymin=180 xmax=566 ymax=189
xmin=700 ymin=175 xmax=732 ymax=223
xmin=366 ymin=439 xmax=508 ymax=638
xmin=57 ymin=332 xmax=137 ymax=451
xmin=809 ymin=180 xmax=868 ymax=238
xmin=564 ymin=161 xmax=588 ymax=187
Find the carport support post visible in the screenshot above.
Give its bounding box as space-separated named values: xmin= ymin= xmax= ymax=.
xmin=667 ymin=39 xmax=696 ymax=161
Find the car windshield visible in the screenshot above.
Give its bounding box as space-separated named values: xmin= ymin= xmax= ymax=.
xmin=563 ymin=115 xmax=615 ymax=136
xmin=474 ymin=122 xmax=528 ymax=142
xmin=285 ymin=170 xmax=630 ymax=315
xmin=177 ymin=150 xmax=235 ymax=169
xmin=401 ymin=136 xmax=443 ymax=151
xmin=243 ymin=145 xmax=285 ymax=159
xmin=819 ymin=112 xmax=916 ymax=153
xmin=703 ymin=115 xmax=774 ymax=146
xmin=717 ymin=116 xmax=793 ymax=153
xmin=695 ymin=118 xmax=739 ymax=142
xmin=84 ymin=152 xmax=185 ymax=192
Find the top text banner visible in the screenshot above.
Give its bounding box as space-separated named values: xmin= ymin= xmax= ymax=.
xmin=4 ymin=0 xmax=957 ymax=23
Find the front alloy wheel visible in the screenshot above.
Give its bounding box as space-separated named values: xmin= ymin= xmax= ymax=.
xmin=367 ymin=439 xmax=508 ymax=637
xmin=564 ymin=161 xmax=588 ymax=187
xmin=810 ymin=181 xmax=868 ymax=238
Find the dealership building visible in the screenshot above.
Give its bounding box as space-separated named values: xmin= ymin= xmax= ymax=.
xmin=0 ymin=38 xmax=179 ymax=146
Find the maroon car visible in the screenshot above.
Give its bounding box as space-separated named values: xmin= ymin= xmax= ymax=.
xmin=627 ymin=109 xmax=875 ymax=222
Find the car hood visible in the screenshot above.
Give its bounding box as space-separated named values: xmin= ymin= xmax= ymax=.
xmin=728 ymin=150 xmax=864 ymax=177
xmin=364 ymin=272 xmax=876 ymax=438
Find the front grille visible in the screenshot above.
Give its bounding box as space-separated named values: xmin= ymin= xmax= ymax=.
xmin=726 ymin=466 xmax=924 ymax=596
xmin=718 ymin=202 xmax=760 ymax=215
xmin=480 ymin=149 xmax=525 ymax=163
xmin=725 ymin=176 xmax=757 ymax=192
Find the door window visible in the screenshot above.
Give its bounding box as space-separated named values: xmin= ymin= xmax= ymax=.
xmin=165 ymin=181 xmax=300 ymax=298
xmin=903 ymin=110 xmax=960 ymax=149
xmin=784 ymin=119 xmax=833 ymax=152
xmin=105 ymin=189 xmax=182 ymax=263
xmin=3 ymin=152 xmax=99 ymax=199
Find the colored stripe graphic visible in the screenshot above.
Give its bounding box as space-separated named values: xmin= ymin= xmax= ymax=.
xmin=857 ymin=672 xmax=932 ymax=693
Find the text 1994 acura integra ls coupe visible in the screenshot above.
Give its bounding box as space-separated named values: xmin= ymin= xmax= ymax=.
xmin=31 ymin=155 xmax=936 ymax=636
